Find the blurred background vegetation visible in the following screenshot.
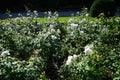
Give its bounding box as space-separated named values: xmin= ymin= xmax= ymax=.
xmin=0 ymin=0 xmax=119 ymax=13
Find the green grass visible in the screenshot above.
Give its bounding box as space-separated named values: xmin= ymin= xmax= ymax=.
xmin=37 ymin=16 xmax=76 ymax=23
xmin=0 ymin=16 xmax=72 ymax=23
xmin=37 ymin=16 xmax=100 ymax=24
xmin=58 ymin=17 xmax=74 ymax=22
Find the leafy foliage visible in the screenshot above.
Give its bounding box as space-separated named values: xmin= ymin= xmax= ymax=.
xmin=90 ymin=0 xmax=116 ymax=17
xmin=0 ymin=11 xmax=120 ymax=80
xmin=0 ymin=56 xmax=46 ymax=80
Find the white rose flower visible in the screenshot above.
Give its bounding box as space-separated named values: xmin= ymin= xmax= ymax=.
xmin=65 ymin=54 xmax=78 ymax=65
xmin=0 ymin=50 xmax=10 ymax=57
xmin=68 ymin=18 xmax=74 ymax=23
xmin=84 ymin=44 xmax=94 ymax=55
xmin=85 ymin=13 xmax=89 ymax=16
xmin=12 ymin=62 xmax=18 ymax=65
xmin=50 ymin=28 xmax=55 ymax=33
xmin=80 ymin=18 xmax=86 ymax=23
xmin=51 ymin=35 xmax=57 ymax=40
xmin=57 ymin=29 xmax=61 ymax=33
xmin=48 ymin=16 xmax=51 ymax=20
xmin=70 ymin=23 xmax=78 ymax=28
xmin=80 ymin=31 xmax=84 ymax=34
xmin=49 ymin=24 xmax=54 ymax=29
xmin=65 ymin=55 xmax=73 ymax=65
xmin=84 ymin=48 xmax=93 ymax=55
xmin=48 ymin=11 xmax=51 ymax=15
xmin=73 ymin=54 xmax=77 ymax=58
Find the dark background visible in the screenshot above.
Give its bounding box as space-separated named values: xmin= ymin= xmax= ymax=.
xmin=0 ymin=0 xmax=120 ymax=13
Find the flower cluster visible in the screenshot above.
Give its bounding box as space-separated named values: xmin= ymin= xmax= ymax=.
xmin=84 ymin=44 xmax=94 ymax=55
xmin=0 ymin=11 xmax=120 ymax=80
xmin=65 ymin=54 xmax=77 ymax=65
xmin=0 ymin=50 xmax=10 ymax=58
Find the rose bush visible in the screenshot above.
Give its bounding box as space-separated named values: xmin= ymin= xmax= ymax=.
xmin=0 ymin=11 xmax=120 ymax=80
